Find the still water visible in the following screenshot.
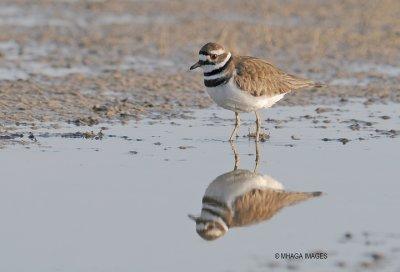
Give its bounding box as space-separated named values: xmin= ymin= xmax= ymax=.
xmin=0 ymin=104 xmax=399 ymax=271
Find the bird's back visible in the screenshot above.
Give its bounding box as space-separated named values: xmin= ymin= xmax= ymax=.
xmin=233 ymin=56 xmax=320 ymax=98
xmin=231 ymin=189 xmax=322 ymax=227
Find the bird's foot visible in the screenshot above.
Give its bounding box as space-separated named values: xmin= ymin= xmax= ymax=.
xmin=246 ymin=129 xmax=270 ymax=142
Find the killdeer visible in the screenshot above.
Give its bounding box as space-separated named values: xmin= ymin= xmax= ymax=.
xmin=188 ymin=142 xmax=322 ymax=241
xmin=188 ymin=169 xmax=322 ymax=241
xmin=190 ymin=42 xmax=323 ymax=141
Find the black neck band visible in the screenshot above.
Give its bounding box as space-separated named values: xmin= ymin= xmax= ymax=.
xmin=203 ymin=56 xmax=232 ymax=77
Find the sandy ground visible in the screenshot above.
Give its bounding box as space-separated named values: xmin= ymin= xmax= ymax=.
xmin=0 ymin=0 xmax=399 ymax=131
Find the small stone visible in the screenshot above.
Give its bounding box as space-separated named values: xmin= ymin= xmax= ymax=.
xmin=338 ymin=138 xmax=350 ymax=145
xmin=28 ymin=132 xmax=37 ymax=141
xmin=92 ymin=105 xmax=108 ymax=112
xmin=291 ymin=135 xmax=300 ymax=140
xmin=370 ymin=252 xmax=384 ymax=262
xmin=315 ymin=107 xmax=333 ymax=114
xmin=344 ymin=232 xmax=353 ymax=240
xmin=143 ymin=101 xmax=154 ymax=108
xmin=349 ymin=123 xmax=360 ymax=131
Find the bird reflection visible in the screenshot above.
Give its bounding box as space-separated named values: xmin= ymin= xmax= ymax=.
xmin=189 ymin=142 xmax=322 ymax=241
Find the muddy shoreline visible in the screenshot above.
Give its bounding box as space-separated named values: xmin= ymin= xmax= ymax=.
xmin=1 ymin=0 xmax=399 ymax=137
xmin=1 ymin=102 xmax=399 ymax=149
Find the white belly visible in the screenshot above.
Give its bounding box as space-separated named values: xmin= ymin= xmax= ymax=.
xmin=205 ymin=169 xmax=284 ymax=209
xmin=206 ymin=78 xmax=285 ymax=112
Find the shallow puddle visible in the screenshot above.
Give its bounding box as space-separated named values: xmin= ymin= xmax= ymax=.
xmin=0 ymin=103 xmax=399 ymax=271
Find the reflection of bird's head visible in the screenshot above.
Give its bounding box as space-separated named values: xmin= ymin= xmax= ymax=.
xmin=189 ymin=169 xmax=322 ymax=241
xmin=188 ymin=214 xmax=228 ymax=240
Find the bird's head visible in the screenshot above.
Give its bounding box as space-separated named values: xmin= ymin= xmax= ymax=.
xmin=190 ymin=42 xmax=232 ymax=73
xmin=188 ymin=214 xmax=228 ymax=241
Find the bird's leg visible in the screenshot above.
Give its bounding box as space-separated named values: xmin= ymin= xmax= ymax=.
xmin=255 ymin=111 xmax=261 ymax=142
xmin=229 ymin=112 xmax=240 ymax=141
xmin=229 ymin=141 xmax=240 ymax=170
xmin=254 ymin=140 xmax=260 ymax=172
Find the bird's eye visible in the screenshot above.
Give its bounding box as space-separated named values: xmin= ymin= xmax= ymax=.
xmin=210 ymin=54 xmax=217 ymax=60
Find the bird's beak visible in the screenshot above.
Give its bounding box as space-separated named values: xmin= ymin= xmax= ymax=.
xmin=188 ymin=214 xmax=199 ymax=222
xmin=190 ymin=61 xmax=201 ymax=70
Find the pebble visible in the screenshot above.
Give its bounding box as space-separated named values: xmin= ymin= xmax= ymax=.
xmin=344 ymin=232 xmax=353 ymax=240
xmin=315 ymin=107 xmax=333 ymax=114
xmin=338 ymin=138 xmax=350 ymax=145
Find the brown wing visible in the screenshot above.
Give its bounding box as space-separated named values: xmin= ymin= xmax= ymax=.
xmin=233 ymin=56 xmax=318 ymax=97
xmin=231 ymin=189 xmax=322 ymax=227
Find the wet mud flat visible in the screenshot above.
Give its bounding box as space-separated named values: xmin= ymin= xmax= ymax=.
xmin=0 ymin=0 xmax=399 ymax=130
xmin=0 ymin=104 xmax=399 ymax=271
xmin=1 ymin=101 xmax=399 ymax=149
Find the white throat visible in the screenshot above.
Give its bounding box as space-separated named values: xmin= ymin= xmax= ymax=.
xmin=203 ymin=52 xmax=231 ymax=73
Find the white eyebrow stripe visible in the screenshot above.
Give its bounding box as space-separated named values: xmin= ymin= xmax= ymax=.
xmin=210 ymin=49 xmax=225 ymax=55
xmin=206 ymin=228 xmax=224 ymax=237
xmin=199 ymin=211 xmax=228 ymax=231
xmin=202 ymin=52 xmax=231 ymax=73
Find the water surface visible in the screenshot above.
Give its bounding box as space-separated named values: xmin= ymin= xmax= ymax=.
xmin=0 ymin=104 xmax=399 ymax=271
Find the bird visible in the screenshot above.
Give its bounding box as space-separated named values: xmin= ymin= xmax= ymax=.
xmin=188 ymin=141 xmax=322 ymax=241
xmin=188 ymin=168 xmax=322 ymax=241
xmin=190 ymin=42 xmax=323 ymax=142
